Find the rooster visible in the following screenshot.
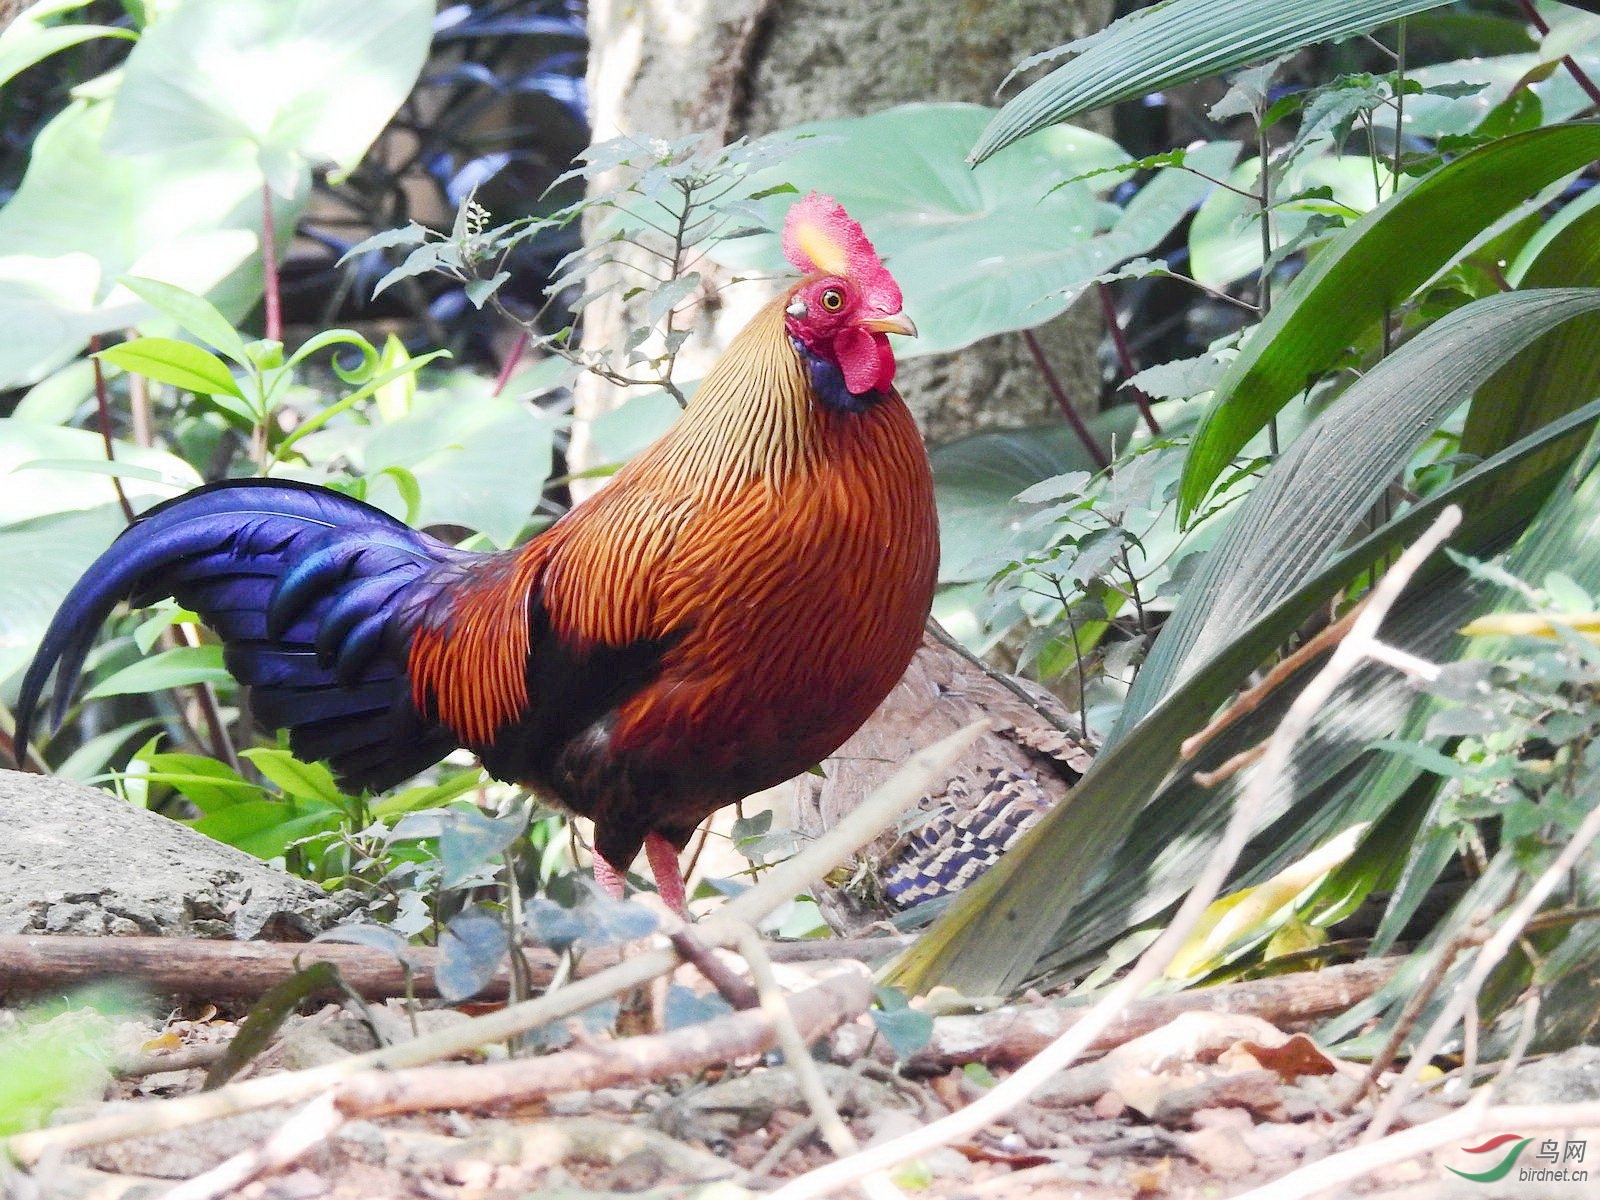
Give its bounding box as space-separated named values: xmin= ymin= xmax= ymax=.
xmin=15 ymin=193 xmax=938 ymax=914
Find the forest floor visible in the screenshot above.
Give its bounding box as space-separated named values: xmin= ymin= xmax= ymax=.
xmin=12 ymin=943 xmax=1596 ymax=1200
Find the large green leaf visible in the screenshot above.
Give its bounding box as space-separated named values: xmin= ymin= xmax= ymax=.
xmin=0 ymin=0 xmax=432 ymax=388
xmin=0 ymin=422 xmax=200 ymax=689
xmin=1458 ymin=189 xmax=1600 ymax=496
xmin=932 ymin=400 xmax=1196 ymax=584
xmin=1124 ymin=288 xmax=1600 ymax=740
xmin=86 ymin=644 xmax=230 ymax=700
xmin=890 ymin=299 xmax=1600 ymax=995
xmin=718 ymin=104 xmax=1236 ymax=355
xmin=0 ymin=507 xmax=127 ymax=692
xmin=1177 ymin=122 xmax=1600 ymax=525
xmin=0 ymin=418 xmax=201 ymax=523
xmin=891 ymin=400 xmax=1598 ymax=994
xmin=294 ymin=390 xmax=559 ymax=549
xmin=1319 ymin=423 xmax=1600 ymax=1053
xmin=1405 ymin=38 xmax=1600 ymax=139
xmin=0 ymin=99 xmax=284 ymax=388
xmin=970 ymin=0 xmax=1455 ymax=163
xmin=103 ymin=0 xmax=433 ymax=192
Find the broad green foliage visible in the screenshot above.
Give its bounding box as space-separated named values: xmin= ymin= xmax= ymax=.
xmin=1188 ymin=154 xmax=1385 ymax=287
xmin=0 ymin=422 xmax=200 ymax=682
xmin=1127 ymin=290 xmax=1600 ymax=736
xmin=895 ymin=8 xmax=1600 ymax=1007
xmin=103 ymin=0 xmax=433 ymax=194
xmin=1179 ymin=123 xmax=1600 ymax=525
xmin=971 ymin=0 xmax=1468 ymax=163
xmin=717 ymin=103 xmax=1238 ymax=355
xmin=0 ymin=988 xmax=130 ymax=1135
xmin=0 ymin=0 xmax=431 ymax=388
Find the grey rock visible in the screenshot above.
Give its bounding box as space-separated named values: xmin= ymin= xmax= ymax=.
xmin=0 ymin=769 xmax=360 ymax=941
xmin=1499 ymin=1043 xmax=1600 ymax=1105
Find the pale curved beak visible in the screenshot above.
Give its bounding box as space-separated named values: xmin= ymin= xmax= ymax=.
xmin=862 ymin=312 xmax=918 ymax=337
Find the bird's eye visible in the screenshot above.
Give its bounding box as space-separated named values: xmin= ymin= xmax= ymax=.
xmin=820 ymin=287 xmax=845 ymax=312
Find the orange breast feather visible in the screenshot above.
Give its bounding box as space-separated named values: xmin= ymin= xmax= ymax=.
xmin=409 ymin=295 xmax=937 ymax=782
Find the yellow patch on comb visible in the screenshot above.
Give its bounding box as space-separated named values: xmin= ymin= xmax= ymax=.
xmin=791 ymin=216 xmax=852 ymax=276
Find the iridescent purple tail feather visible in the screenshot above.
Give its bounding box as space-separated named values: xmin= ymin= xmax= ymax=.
xmin=14 ymin=479 xmax=466 ymax=790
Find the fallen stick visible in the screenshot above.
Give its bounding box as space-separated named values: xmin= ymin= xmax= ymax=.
xmin=0 ymin=932 xmax=913 ymax=1002
xmin=867 ymin=958 xmax=1401 ymax=1073
xmin=334 ymin=964 xmax=871 ymax=1117
xmin=6 ymin=722 xmax=984 ymax=1166
xmin=1233 ymin=1098 xmax=1600 ymax=1200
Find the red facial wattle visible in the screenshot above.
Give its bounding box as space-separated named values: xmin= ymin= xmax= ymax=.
xmin=833 ymin=325 xmax=896 ymax=395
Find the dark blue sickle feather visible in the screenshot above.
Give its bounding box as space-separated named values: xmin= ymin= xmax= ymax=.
xmin=15 ymin=478 xmax=478 ymax=792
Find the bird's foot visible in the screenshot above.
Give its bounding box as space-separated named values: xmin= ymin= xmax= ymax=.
xmin=593 ymin=853 xmax=627 ymax=901
xmin=644 ymin=832 xmax=690 ymax=918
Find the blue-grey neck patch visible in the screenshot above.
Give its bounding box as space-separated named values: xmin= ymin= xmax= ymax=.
xmin=791 ymin=336 xmax=882 ymax=414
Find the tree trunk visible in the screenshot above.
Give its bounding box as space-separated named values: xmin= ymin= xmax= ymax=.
xmin=578 ymin=0 xmax=1116 ymax=450
xmin=577 ymin=1 xmax=1117 ymax=908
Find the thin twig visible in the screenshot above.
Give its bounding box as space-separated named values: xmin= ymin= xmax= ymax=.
xmin=767 ymin=509 xmax=1463 ymax=1200
xmin=260 ymin=182 xmax=282 ymax=345
xmin=750 ymin=1114 xmax=822 ymax=1180
xmin=1484 ymin=989 xmax=1541 ymax=1100
xmin=1257 ymin=124 xmax=1279 ymax=457
xmin=1390 ymin=20 xmax=1407 ymax=194
xmin=331 ymin=966 xmax=871 ymax=1120
xmin=1339 ymin=921 xmax=1487 ymax=1111
xmin=161 ymin=1092 xmax=343 ymax=1200
xmin=1096 ymin=282 xmax=1160 ymax=435
xmin=7 ymin=723 xmax=983 ymax=1166
xmin=1519 ymin=0 xmax=1600 ymax=111
xmin=670 ymin=926 xmax=759 ymax=1010
xmin=1192 ymin=741 xmax=1268 ymax=789
xmin=1232 ymin=1099 xmax=1600 ymax=1200
xmin=1181 ymin=600 xmax=1366 ymax=761
xmin=88 ymin=335 xmax=136 ymax=524
xmin=730 ymin=927 xmax=903 ymax=1200
xmin=115 ymin=1044 xmax=229 ymax=1079
xmin=1365 ymin=776 xmax=1600 ymax=1140
xmin=1022 ymin=329 xmax=1110 ymax=470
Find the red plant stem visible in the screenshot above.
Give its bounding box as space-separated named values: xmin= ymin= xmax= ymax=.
xmin=260 ymin=181 xmax=282 ymax=344
xmin=1518 ymin=0 xmax=1600 ymax=110
xmin=88 ymin=335 xmax=136 ymax=524
xmin=1023 ymin=329 xmax=1111 ymax=471
xmin=1096 ymin=282 xmax=1162 ymax=436
xmin=491 ymin=328 xmax=529 ymax=398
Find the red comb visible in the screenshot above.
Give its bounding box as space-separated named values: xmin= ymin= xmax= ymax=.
xmin=782 ymin=191 xmax=901 ymax=314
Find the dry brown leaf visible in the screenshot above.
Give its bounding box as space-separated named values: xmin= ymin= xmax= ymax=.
xmin=1126 ymin=1156 xmax=1174 ymax=1194
xmin=1237 ymin=1033 xmax=1337 ymax=1080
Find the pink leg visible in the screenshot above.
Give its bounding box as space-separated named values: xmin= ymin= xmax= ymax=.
xmin=593 ymin=852 xmax=627 ymax=901
xmin=644 ymin=832 xmax=689 ymax=917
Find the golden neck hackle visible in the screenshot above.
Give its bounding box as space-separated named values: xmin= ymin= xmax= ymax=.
xmin=639 ymin=291 xmax=819 ymax=502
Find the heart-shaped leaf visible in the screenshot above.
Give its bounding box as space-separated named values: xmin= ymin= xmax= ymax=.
xmin=718 ymin=104 xmax=1234 ymax=355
